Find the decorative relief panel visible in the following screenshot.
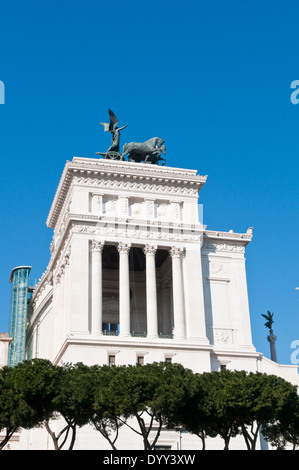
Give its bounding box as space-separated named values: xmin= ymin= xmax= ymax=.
xmin=202 ymin=241 xmax=245 ymax=253
xmin=214 ymin=329 xmax=233 ymax=345
xmin=118 ymin=197 xmax=129 ymax=217
xmin=157 ymin=202 xmax=170 ymax=221
xmin=91 ymin=193 xmax=103 ymax=215
xmin=208 ymin=262 xmax=229 ymax=279
xmin=104 ymin=197 xmax=117 ymax=216
xmin=145 ymin=199 xmax=155 ymax=219
xmin=209 ymin=262 xmax=223 ymax=275
xmin=171 ymin=201 xmax=181 ymax=223
xmin=129 ymin=199 xmax=145 ymax=218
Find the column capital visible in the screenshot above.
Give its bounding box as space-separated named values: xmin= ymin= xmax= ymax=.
xmin=169 ymin=246 xmax=184 ymax=258
xmin=117 ymin=242 xmax=131 ymax=254
xmin=91 ymin=240 xmax=105 ymax=252
xmin=143 ymin=244 xmax=157 ymax=256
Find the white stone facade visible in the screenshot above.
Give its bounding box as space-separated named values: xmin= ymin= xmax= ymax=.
xmin=0 ymin=333 xmax=11 ymax=369
xmin=22 ymin=157 xmax=299 ymax=450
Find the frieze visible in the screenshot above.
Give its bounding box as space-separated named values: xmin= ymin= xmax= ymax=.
xmin=68 ymin=213 xmax=204 ymax=231
xmin=72 ymin=176 xmax=200 ymax=196
xmin=71 ymin=223 xmax=201 ymax=244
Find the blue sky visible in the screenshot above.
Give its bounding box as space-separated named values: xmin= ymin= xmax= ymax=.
xmin=0 ymin=1 xmax=298 ymax=366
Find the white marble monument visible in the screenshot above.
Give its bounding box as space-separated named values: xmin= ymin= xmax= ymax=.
xmin=22 ymin=156 xmax=299 ymax=449
xmin=26 ymin=157 xmax=256 ymax=369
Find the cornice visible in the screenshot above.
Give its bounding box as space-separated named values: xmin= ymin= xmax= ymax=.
xmin=203 ymin=227 xmax=253 ymax=244
xmin=71 ymin=157 xmax=207 ymax=181
xmin=46 ymin=157 xmax=207 ymax=230
xmin=53 ymin=336 xmax=213 ymax=365
xmin=202 ymin=228 xmax=253 ymax=254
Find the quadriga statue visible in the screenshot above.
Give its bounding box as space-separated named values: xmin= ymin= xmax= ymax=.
xmin=122 ymin=137 xmax=166 ymax=165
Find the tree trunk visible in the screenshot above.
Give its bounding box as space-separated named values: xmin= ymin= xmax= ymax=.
xmin=0 ymin=426 xmax=17 ymax=450
xmin=44 ymin=419 xmax=59 ymax=450
xmin=241 ymin=423 xmax=260 ymax=450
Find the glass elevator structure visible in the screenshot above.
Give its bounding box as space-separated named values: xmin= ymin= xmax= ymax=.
xmin=8 ymin=266 xmax=32 ymax=367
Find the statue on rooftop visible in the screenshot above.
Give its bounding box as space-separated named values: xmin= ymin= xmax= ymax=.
xmin=122 ymin=137 xmax=166 ymax=165
xmin=96 ymin=109 xmax=166 ymax=165
xmin=96 ymin=109 xmax=128 ymax=160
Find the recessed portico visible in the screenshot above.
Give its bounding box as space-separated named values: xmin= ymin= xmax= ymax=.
xmin=90 ymin=240 xmax=191 ymax=341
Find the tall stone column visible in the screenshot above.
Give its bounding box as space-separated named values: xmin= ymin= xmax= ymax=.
xmin=170 ymin=246 xmax=186 ymax=340
xmin=267 ymin=329 xmax=278 ymax=363
xmin=144 ymin=244 xmax=158 ymax=339
xmin=118 ymin=242 xmax=131 ymax=337
xmin=91 ymin=240 xmax=104 ymax=335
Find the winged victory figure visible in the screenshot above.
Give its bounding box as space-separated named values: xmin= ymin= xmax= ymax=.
xmin=261 ymin=310 xmax=274 ymax=331
xmin=97 ymin=109 xmax=128 ymax=158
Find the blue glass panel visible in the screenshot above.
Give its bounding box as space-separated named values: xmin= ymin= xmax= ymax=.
xmin=8 ymin=267 xmax=31 ymax=367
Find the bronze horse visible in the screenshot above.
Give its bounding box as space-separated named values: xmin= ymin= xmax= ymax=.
xmin=122 ymin=137 xmax=166 ymax=165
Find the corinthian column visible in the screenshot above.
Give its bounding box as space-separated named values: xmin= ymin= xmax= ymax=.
xmin=91 ymin=240 xmax=104 ymax=335
xmin=118 ymin=242 xmax=131 ymax=337
xmin=143 ymin=244 xmax=158 ymax=339
xmin=170 ymin=246 xmax=186 ymax=340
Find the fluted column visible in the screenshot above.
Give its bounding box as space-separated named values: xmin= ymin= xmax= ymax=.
xmin=91 ymin=240 xmax=104 ymax=334
xmin=170 ymin=246 xmax=186 ymax=339
xmin=118 ymin=242 xmax=131 ymax=337
xmin=144 ymin=244 xmax=158 ymax=339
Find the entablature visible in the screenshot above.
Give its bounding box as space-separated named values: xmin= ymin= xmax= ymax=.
xmin=47 ymin=157 xmax=207 ymax=230
xmin=202 ymin=227 xmax=253 ymax=255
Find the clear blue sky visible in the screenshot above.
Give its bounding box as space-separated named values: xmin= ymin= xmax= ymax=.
xmin=0 ymin=0 xmax=298 ymax=366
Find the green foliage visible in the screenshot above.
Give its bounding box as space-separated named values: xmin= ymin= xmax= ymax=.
xmin=262 ymin=385 xmax=299 ymax=450
xmin=89 ymin=365 xmax=123 ymax=450
xmin=195 ymin=370 xmax=245 ymax=449
xmin=1 ymin=360 xmax=298 ymax=450
xmin=97 ymin=362 xmax=193 ymax=450
xmin=11 ymin=359 xmax=61 ymax=417
xmin=0 ymin=365 xmax=43 ymax=449
xmin=53 ymin=362 xmax=96 ymax=426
